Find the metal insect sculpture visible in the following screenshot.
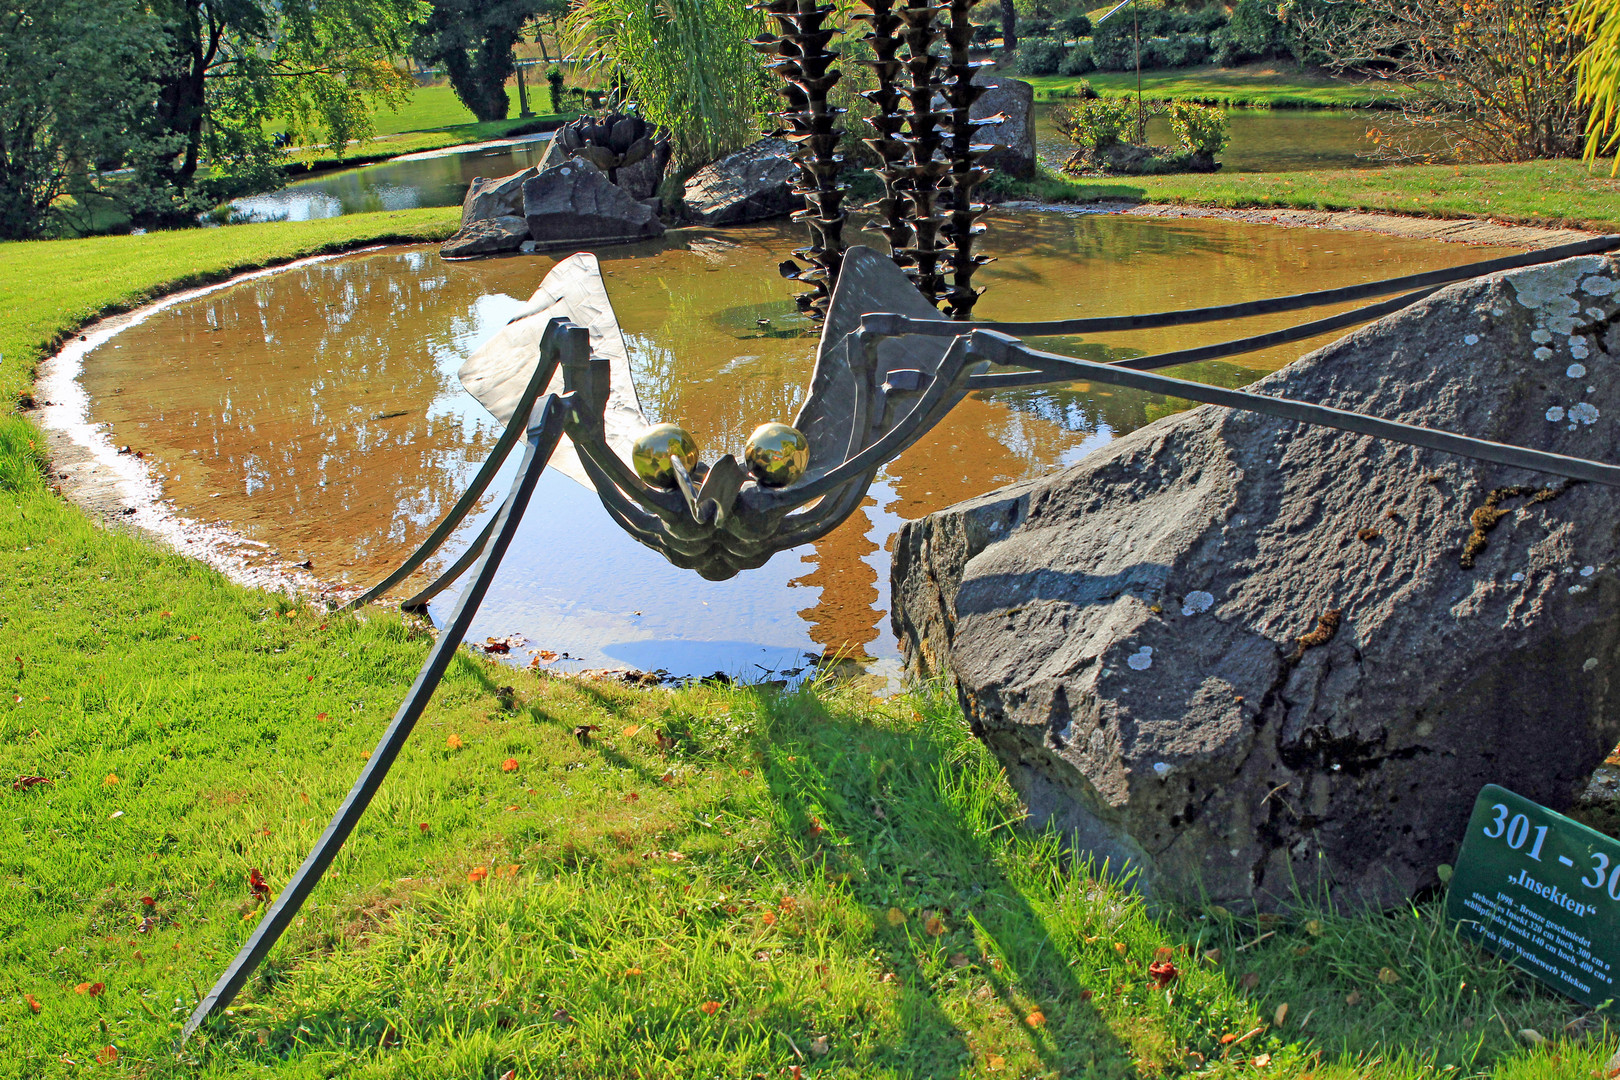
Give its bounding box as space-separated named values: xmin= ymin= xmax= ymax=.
xmin=176 ymin=5 xmax=1620 ymax=1043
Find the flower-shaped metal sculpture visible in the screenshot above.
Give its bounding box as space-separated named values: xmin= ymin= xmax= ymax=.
xmin=553 ymin=111 xmax=669 ymax=187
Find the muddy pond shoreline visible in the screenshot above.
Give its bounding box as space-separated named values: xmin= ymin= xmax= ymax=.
xmin=34 ymin=206 xmax=1592 ymax=683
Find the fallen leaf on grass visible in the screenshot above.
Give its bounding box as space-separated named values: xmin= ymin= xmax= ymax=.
xmin=25 ymin=994 xmax=40 ymax=1013
xmin=1238 ymin=972 xmax=1260 ymax=991
xmin=1345 ymin=990 xmax=1363 ymax=1006
xmin=1274 ymin=1002 xmax=1289 ymax=1028
xmin=136 ymin=916 xmax=155 ymax=934
xmin=316 ymin=713 xmax=328 ymax=722
xmin=552 ymin=1007 xmax=572 ymax=1024
xmin=1252 ymin=1053 xmax=1271 ymax=1067
xmin=418 ymin=822 xmax=430 ymax=833
xmin=1304 ymin=919 xmax=1323 ymax=937
xmin=1079 ymin=989 xmax=1093 ymax=1001
xmin=96 ymin=1046 xmax=118 ymax=1065
xmin=810 ymin=1035 xmax=830 ymax=1057
xmin=925 ymin=914 xmax=946 ymax=937
xmin=1377 ymin=967 xmax=1400 ymax=985
xmin=700 ymin=1001 xmax=721 ymax=1015
xmin=624 ymin=792 xmax=640 ymax=803
xmin=762 ymin=911 xmax=778 ymax=926
xmin=467 ymin=867 xmax=488 ymax=883
xmin=103 ymin=773 xmax=118 ymax=787
xmin=658 ymin=772 xmax=675 ymax=784
xmin=949 ymin=952 xmax=970 ymax=968
xmin=446 ymin=734 xmax=464 ymax=750
xmin=501 ymin=758 xmax=518 ymax=772
xmin=247 ymin=868 xmax=270 ymax=898
xmin=786 ymin=1067 xmax=802 ymax=1079
xmin=573 ymin=725 xmax=600 ymax=746
xmin=499 ymin=1071 xmax=516 ymax=1080
xmin=622 ymin=967 xmax=643 ymax=977
xmin=987 ymin=1055 xmax=1005 ymax=1071
xmin=1114 ymin=942 xmax=1128 ymax=955
xmin=1148 ymin=959 xmax=1179 ymax=988
xmin=622 ymin=724 xmax=641 ymax=737
xmin=1517 ymin=1028 xmax=1546 ymax=1046
xmin=1025 ymin=1010 xmax=1046 ymax=1028
xmin=1220 ymin=1033 xmax=1237 ymax=1045
xmin=12 ymin=776 xmax=52 ymax=791
xmin=139 ymin=896 xmax=155 ymax=907
xmin=75 ymin=983 xmax=103 ymax=996
xmin=886 ymin=907 xmax=906 ymax=927
xmin=1203 ymin=948 xmax=1222 ymax=964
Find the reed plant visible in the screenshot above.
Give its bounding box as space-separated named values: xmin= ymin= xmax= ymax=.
xmin=563 ymin=0 xmax=772 ymax=168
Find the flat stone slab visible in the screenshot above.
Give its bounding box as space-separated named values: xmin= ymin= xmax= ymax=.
xmin=522 ymin=159 xmax=665 ymax=249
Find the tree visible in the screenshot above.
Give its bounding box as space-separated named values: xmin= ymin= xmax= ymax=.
xmin=128 ymin=0 xmax=421 ymax=228
xmin=1001 ymin=0 xmax=1017 ymax=50
xmin=1286 ymin=0 xmax=1585 ymax=162
xmin=564 ymin=0 xmax=770 ymax=167
xmin=0 ymin=0 xmax=173 ymax=239
xmin=413 ymin=0 xmax=553 ymax=122
xmin=1573 ymin=0 xmax=1620 ymax=172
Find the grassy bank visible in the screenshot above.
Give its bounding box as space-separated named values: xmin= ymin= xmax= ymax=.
xmin=286 ymin=114 xmax=570 ymax=175
xmin=1024 ymin=64 xmax=1410 ymax=108
xmin=0 ymin=211 xmax=1613 ymax=1077
xmin=999 ymin=159 xmax=1620 ymax=233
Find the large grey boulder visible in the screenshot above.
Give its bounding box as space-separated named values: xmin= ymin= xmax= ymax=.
xmin=440 ymin=168 xmax=536 ymax=257
xmin=682 ymin=138 xmax=800 ymax=226
xmin=892 ymin=253 xmax=1620 ymax=911
xmin=441 ymin=215 xmax=531 ymax=259
xmin=521 ymin=159 xmax=665 ymax=249
xmin=461 ymin=167 xmax=536 ymax=226
xmin=972 ymin=71 xmax=1036 ymax=178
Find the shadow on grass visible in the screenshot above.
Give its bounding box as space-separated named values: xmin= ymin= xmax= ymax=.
xmin=749 ymin=686 xmax=1145 ymax=1078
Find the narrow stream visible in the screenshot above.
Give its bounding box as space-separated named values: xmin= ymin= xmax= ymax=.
xmin=79 ymin=212 xmax=1518 ymax=683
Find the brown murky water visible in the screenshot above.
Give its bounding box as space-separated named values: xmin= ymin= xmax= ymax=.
xmin=81 ymin=212 xmax=1518 ymax=680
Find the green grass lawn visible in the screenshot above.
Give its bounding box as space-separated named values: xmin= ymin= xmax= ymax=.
xmin=998 ymin=159 xmax=1620 ymax=234
xmin=0 ymin=212 xmax=1615 ymax=1077
xmin=1024 ymin=63 xmax=1411 ymax=108
xmin=276 ymin=85 xmax=572 ymax=173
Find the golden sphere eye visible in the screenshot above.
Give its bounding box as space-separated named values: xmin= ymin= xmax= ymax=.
xmin=631 ymin=423 xmax=699 ymax=489
xmin=744 ymin=422 xmax=809 ymax=488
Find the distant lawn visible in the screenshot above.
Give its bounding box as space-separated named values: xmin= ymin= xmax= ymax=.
xmin=1024 ymin=63 xmax=1412 ymax=108
xmin=274 ymin=84 xmax=573 ymax=173
xmin=1000 ymin=159 xmax=1620 ymax=233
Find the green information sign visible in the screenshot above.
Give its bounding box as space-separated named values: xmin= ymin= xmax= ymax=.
xmin=1447 ymin=784 xmax=1620 ymax=1007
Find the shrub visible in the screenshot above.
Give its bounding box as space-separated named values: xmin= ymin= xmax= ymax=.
xmin=1016 ymin=37 xmax=1067 ymax=76
xmin=546 ymin=65 xmax=565 ymax=113
xmin=1052 ymin=96 xmax=1136 ymax=150
xmin=1167 ymin=101 xmax=1229 ymax=156
xmin=1058 ymin=13 xmax=1093 ymax=38
xmin=1212 ymin=0 xmax=1291 ymax=65
xmin=1058 ymin=41 xmax=1096 ymax=75
xmin=1154 ymin=34 xmax=1211 ymax=67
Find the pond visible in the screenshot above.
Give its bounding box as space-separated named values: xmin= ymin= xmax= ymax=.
xmin=79 ymin=212 xmax=1516 ymax=684
xmin=1033 ymin=105 xmax=1424 ymax=174
xmin=230 ymin=136 xmax=554 ymax=223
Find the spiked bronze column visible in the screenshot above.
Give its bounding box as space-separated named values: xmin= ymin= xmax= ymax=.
xmin=854 ymin=0 xmax=915 ymax=274
xmin=753 ymin=1 xmax=848 ymax=320
xmin=894 ymin=4 xmax=950 ymax=308
xmin=939 ymin=0 xmax=996 ymax=319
